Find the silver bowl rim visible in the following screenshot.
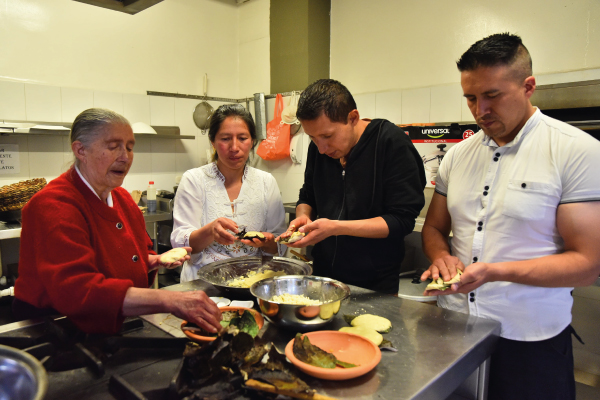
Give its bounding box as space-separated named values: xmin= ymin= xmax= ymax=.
xmin=249 ymin=274 xmax=351 ymax=305
xmin=0 ymin=344 xmax=48 ymax=400
xmin=197 ymin=256 xmax=313 ymax=290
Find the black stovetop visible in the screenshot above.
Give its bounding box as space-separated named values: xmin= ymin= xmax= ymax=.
xmin=0 ymin=317 xmax=188 ymax=400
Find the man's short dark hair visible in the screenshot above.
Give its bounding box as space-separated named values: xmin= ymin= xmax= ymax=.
xmin=457 ymin=33 xmax=532 ymax=81
xmin=296 ymin=79 xmax=357 ymax=123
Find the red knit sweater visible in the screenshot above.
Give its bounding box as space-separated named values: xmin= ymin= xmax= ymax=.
xmin=14 ymin=168 xmax=155 ymax=334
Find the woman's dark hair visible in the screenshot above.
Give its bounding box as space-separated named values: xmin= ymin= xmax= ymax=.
xmin=208 ymin=104 xmax=257 ymax=161
xmin=296 ymin=79 xmax=357 ymax=124
xmin=70 ymin=108 xmax=130 ymax=167
xmin=456 ymin=33 xmax=532 ymax=81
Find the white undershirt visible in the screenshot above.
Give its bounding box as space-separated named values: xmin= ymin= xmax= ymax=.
xmin=75 ymin=165 xmax=113 ymax=207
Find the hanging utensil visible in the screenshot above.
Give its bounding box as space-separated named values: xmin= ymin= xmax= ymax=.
xmin=193 ymin=73 xmax=214 ymax=134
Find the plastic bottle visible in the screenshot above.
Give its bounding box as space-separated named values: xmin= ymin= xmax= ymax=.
xmin=147 ymin=181 xmax=157 ymax=213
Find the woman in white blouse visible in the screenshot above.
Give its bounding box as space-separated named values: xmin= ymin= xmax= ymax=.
xmin=171 ymin=104 xmax=286 ymax=282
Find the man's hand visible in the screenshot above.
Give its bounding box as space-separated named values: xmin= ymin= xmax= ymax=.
xmin=276 ymin=215 xmax=313 ymax=241
xmin=285 ymin=218 xmax=338 ymax=248
xmin=421 ymin=254 xmax=464 ymax=283
xmin=423 ymin=261 xmax=494 ymax=296
xmin=421 ymin=255 xmax=465 ymax=295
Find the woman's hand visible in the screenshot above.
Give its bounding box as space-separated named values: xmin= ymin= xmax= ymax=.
xmin=148 ymin=247 xmax=192 ymax=271
xmin=240 ymin=232 xmax=279 ymax=254
xmin=240 ymin=232 xmax=275 ymax=248
xmin=209 ymin=217 xmax=238 ymax=246
xmin=122 ymin=288 xmax=223 ymax=334
xmin=169 ymin=291 xmax=223 ymax=333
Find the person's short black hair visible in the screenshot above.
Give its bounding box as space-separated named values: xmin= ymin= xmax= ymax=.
xmin=208 ymin=104 xmax=257 ymax=161
xmin=296 ymin=79 xmax=357 ymax=124
xmin=457 ymin=33 xmax=532 ymax=80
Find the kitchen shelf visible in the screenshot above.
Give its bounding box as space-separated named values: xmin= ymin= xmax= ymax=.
xmin=0 ymin=132 xmax=195 ymax=139
xmin=0 ymin=121 xmax=195 ymax=139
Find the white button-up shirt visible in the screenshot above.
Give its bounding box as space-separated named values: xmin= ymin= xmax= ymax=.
xmin=171 ymin=163 xmax=287 ymax=283
xmin=435 ymin=108 xmax=600 ymax=341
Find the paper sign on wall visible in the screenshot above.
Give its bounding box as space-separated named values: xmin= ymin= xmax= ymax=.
xmin=0 ymin=144 xmax=20 ymax=174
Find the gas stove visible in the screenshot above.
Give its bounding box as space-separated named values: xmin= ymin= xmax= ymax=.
xmin=0 ymin=316 xmax=188 ymax=400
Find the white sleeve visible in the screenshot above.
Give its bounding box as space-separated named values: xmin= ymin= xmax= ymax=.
xmin=171 ymin=171 xmax=204 ymax=248
xmin=263 ymin=174 xmax=286 ymax=256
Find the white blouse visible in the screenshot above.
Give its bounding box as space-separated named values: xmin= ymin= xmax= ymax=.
xmin=171 ymin=163 xmax=287 ymax=282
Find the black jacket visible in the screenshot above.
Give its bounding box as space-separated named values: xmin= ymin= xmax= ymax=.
xmin=297 ymin=119 xmax=426 ymax=293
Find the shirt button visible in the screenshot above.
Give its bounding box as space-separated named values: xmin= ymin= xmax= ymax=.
xmin=521 ymin=183 xmax=527 ymax=188
xmin=478 ymin=221 xmax=483 ymax=226
xmin=116 ymin=222 xmax=123 ymax=229
xmin=470 ymin=292 xmax=475 ymax=297
xmin=484 ymin=186 xmax=489 ymax=190
xmin=494 ymin=157 xmax=499 ymax=162
xmin=483 ymin=191 xmax=488 ymax=196
xmin=470 ymin=297 xmax=475 ymax=303
xmin=132 ymin=255 xmax=139 ymax=262
xmin=473 ymin=257 xmax=478 ymax=262
xmin=477 ymin=227 xmax=482 ymax=231
xmin=495 ymin=152 xmax=501 ymax=157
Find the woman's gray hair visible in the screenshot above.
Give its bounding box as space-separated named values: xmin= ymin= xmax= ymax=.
xmin=70 ymin=108 xmax=130 ymax=166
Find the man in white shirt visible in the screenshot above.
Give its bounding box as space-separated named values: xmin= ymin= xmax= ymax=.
xmin=421 ymin=33 xmax=600 ymax=400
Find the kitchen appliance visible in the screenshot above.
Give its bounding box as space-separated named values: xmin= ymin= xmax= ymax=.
xmin=0 ymin=316 xmax=188 ymax=400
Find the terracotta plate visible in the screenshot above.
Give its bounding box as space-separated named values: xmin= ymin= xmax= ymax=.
xmin=284 ymin=331 xmax=381 ymax=380
xmin=181 ymin=306 xmax=264 ymax=343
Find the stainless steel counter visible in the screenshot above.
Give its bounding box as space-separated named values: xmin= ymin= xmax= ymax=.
xmin=163 ymin=279 xmax=501 ymax=400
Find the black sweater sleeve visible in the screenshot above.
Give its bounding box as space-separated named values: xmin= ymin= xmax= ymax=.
xmin=379 ymin=125 xmax=426 ymax=240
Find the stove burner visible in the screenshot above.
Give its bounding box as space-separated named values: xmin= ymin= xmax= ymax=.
xmin=0 ymin=317 xmax=185 ymax=376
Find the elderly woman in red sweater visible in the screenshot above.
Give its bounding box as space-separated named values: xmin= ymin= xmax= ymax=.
xmin=12 ymin=108 xmax=222 ymax=334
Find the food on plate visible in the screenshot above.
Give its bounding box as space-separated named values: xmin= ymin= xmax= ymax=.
xmin=339 ymin=326 xmax=383 ymax=346
xmin=293 ymin=333 xmax=357 ymax=369
xmin=182 ymin=309 xmax=259 ymax=338
xmin=158 ymin=247 xmax=188 ymax=264
xmin=270 ymin=293 xmax=320 ymax=306
xmin=425 ymin=269 xmax=463 ymax=291
xmin=227 ymin=269 xmax=286 ymax=288
xmin=350 ymin=314 xmax=392 ymax=333
xmin=276 ymin=231 xmax=305 ymax=244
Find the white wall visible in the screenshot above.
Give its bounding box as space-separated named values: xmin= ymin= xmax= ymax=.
xmin=0 ymin=0 xmax=271 ymax=192
xmin=331 ymin=0 xmax=600 ymax=95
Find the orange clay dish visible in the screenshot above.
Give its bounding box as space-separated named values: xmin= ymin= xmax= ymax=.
xmin=181 ymin=307 xmax=264 ymax=343
xmin=285 ymin=331 xmax=381 ymax=380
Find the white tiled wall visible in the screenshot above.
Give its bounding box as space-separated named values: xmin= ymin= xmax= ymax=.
xmin=0 ymin=82 xmax=205 ymax=192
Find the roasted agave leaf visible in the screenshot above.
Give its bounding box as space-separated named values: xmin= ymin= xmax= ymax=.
xmin=293 ymin=333 xmax=357 ymax=369
xmin=249 ymin=369 xmax=314 ymax=396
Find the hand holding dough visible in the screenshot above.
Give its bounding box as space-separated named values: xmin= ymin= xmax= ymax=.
xmin=159 ymin=247 xmax=189 ymax=265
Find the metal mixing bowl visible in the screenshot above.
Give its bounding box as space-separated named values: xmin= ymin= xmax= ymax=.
xmin=197 ymin=256 xmax=312 ymax=298
xmin=250 ymin=275 xmax=351 ymax=331
xmin=0 ymin=344 xmax=48 ymax=400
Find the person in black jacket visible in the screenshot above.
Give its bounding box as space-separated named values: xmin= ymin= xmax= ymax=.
xmin=280 ymin=79 xmax=426 ymax=294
